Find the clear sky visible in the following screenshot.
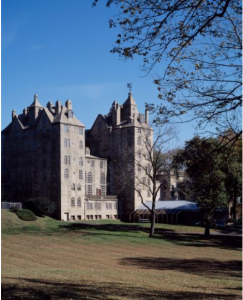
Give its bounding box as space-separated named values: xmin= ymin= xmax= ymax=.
xmin=1 ymin=0 xmax=200 ymax=146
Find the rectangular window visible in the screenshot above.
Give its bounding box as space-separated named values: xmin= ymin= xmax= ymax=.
xmin=86 ymin=202 xmax=93 ymax=210
xmin=147 ymin=190 xmax=151 ymax=197
xmin=79 ymin=170 xmax=83 ymax=179
xmin=91 ymin=160 xmax=94 ymax=167
xmin=85 ymin=185 xmax=92 ymax=195
xmin=79 ymin=127 xmax=83 ymax=135
xmin=101 ymin=185 xmax=106 ymax=195
xmin=94 ymin=202 xmax=101 ymax=210
xmin=100 ymin=161 xmax=103 ymax=169
xmin=64 ymin=125 xmax=68 ymax=133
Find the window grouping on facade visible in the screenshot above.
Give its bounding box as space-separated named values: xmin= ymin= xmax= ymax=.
xmin=94 ymin=202 xmax=101 ymax=210
xmin=79 ymin=157 xmax=83 ymax=166
xmin=64 ymin=124 xmax=71 ymax=133
xmin=85 ymin=172 xmax=92 ymax=183
xmin=79 ymin=140 xmax=83 ymax=149
xmin=64 ymin=155 xmax=71 ymax=164
xmin=79 ymin=127 xmax=83 ymax=135
xmin=64 ymin=138 xmax=70 ymax=147
xmin=101 ymin=185 xmax=106 ymax=195
xmin=85 ymin=185 xmax=92 ymax=195
xmin=64 ymin=169 xmax=69 ymax=178
xmin=86 ymin=202 xmax=93 ymax=210
xmin=105 ymin=202 xmax=113 ymax=210
xmin=100 ymin=173 xmax=105 ymax=185
xmin=71 ymin=197 xmax=81 ymax=207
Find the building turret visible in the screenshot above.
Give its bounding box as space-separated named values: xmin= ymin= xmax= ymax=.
xmin=12 ymin=109 xmax=16 ymax=120
xmin=28 ymin=94 xmax=43 ymax=121
xmin=65 ymin=99 xmax=72 ymax=110
xmin=121 ymin=92 xmax=138 ymax=122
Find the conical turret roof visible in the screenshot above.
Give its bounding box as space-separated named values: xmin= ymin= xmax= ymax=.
xmin=28 ymin=94 xmax=43 ymax=108
xmin=123 ymin=92 xmax=137 ymax=106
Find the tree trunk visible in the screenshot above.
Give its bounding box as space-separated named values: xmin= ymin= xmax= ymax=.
xmin=149 ymin=211 xmax=156 ymax=237
xmin=204 ymin=217 xmax=211 ymax=238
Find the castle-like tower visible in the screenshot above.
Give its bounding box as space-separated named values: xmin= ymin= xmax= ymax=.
xmin=2 ymin=95 xmax=117 ymax=220
xmin=86 ymin=92 xmax=153 ymax=219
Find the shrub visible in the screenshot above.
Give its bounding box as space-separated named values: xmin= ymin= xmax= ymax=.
xmin=9 ymin=207 xmax=19 ymax=213
xmin=17 ymin=209 xmax=37 ymax=221
xmin=24 ymin=198 xmax=55 ymax=216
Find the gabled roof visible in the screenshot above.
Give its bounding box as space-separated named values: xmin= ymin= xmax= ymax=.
xmin=53 ymin=105 xmax=85 ymax=126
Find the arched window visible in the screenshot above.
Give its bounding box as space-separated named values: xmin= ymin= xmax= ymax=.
xmin=79 ymin=140 xmax=83 ymax=149
xmin=88 ymin=172 xmax=92 ymax=183
xmin=64 ymin=169 xmax=69 ymax=178
xmin=100 ymin=173 xmax=105 ymax=185
xmin=77 ymin=198 xmax=81 ymax=207
xmin=71 ymin=197 xmax=75 ymax=207
xmin=64 ymin=138 xmax=67 ymax=147
xmin=64 ymin=156 xmax=68 ymax=164
xmin=137 ymin=137 xmax=141 ymax=145
xmin=77 ymin=184 xmax=81 ymax=191
xmin=67 ymin=139 xmax=70 ymax=147
xmin=71 ymin=183 xmax=75 ymax=190
xmin=79 ymin=157 xmax=83 ymax=166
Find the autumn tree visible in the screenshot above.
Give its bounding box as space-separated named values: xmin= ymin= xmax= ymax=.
xmin=93 ymin=0 xmax=242 ymax=143
xmin=113 ymin=125 xmax=178 ymax=237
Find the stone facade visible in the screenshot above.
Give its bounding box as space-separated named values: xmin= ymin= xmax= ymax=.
xmin=86 ymin=92 xmax=153 ymax=219
xmin=1 ymin=94 xmax=118 ymax=221
xmin=2 ymin=92 xmax=154 ymax=220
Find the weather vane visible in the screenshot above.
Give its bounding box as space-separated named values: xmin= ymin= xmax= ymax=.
xmin=127 ymin=82 xmax=132 ymax=93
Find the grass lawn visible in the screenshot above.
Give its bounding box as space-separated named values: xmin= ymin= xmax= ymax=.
xmin=1 ymin=210 xmax=242 ymax=299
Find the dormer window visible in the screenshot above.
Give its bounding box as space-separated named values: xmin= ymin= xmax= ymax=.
xmin=68 ymin=110 xmax=73 ymax=118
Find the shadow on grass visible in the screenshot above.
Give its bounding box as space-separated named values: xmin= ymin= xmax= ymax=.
xmin=154 ymin=232 xmax=242 ymax=250
xmin=120 ymin=257 xmax=242 ymax=279
xmin=1 ymin=277 xmax=239 ymax=300
xmin=59 ymin=222 xmax=174 ymax=235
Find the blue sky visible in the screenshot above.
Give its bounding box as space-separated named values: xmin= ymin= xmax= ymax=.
xmin=1 ymin=0 xmax=199 ymax=146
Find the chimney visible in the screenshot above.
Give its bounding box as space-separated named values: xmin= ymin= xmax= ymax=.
xmin=55 ymin=100 xmax=61 ymax=115
xmin=145 ymin=109 xmax=149 ymax=124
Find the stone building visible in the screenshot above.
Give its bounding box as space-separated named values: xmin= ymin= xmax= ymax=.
xmin=2 ymin=92 xmax=154 ymax=220
xmin=1 ymin=94 xmax=117 ymax=221
xmin=86 ymin=92 xmax=153 ymax=219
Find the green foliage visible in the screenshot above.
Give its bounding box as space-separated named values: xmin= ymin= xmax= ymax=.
xmin=24 ymin=198 xmax=55 ymax=217
xmin=9 ymin=206 xmax=19 ymax=213
xmin=17 ymin=209 xmax=37 ymax=221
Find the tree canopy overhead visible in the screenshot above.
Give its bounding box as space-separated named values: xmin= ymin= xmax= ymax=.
xmin=94 ymin=0 xmax=242 ymax=141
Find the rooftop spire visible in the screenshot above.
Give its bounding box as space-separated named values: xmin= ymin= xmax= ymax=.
xmin=29 ymin=93 xmax=43 ymax=108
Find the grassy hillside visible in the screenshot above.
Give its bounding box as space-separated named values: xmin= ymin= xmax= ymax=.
xmin=2 ymin=210 xmax=242 ymax=299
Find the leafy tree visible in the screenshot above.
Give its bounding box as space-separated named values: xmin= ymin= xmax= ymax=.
xmin=173 ymin=136 xmax=241 ymax=236
xmin=24 ymin=198 xmax=55 ymax=217
xmin=94 ymin=0 xmax=242 ymax=142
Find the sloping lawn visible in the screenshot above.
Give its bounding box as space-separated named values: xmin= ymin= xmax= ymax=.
xmin=1 ymin=210 xmax=242 ymax=299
